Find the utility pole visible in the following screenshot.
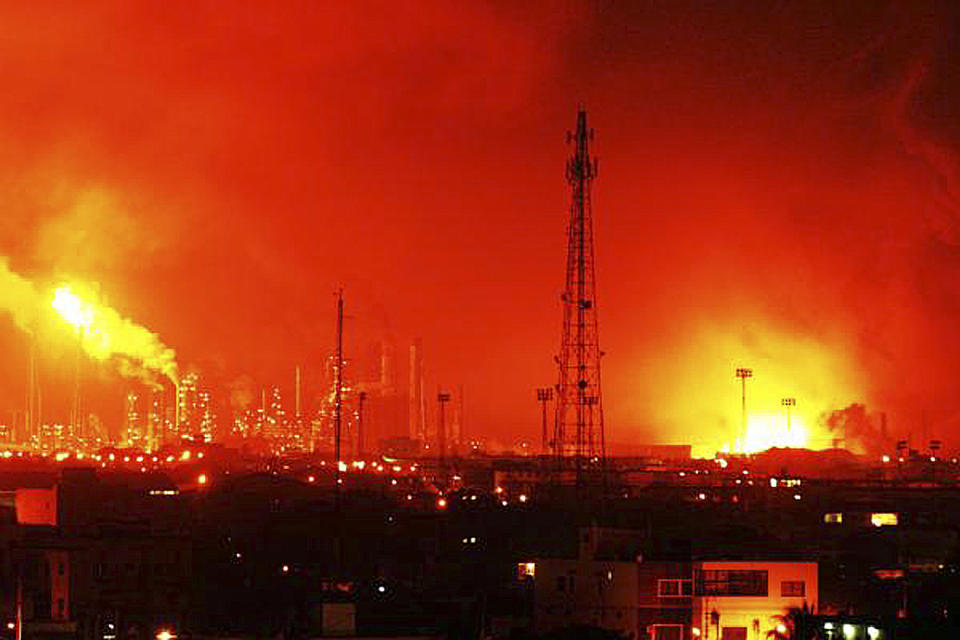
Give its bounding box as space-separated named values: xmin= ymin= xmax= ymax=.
xmin=334 ymin=289 xmax=344 ymax=500
xmin=555 ymin=108 xmax=605 ymax=491
xmin=736 ymin=367 xmax=753 ymax=450
xmin=537 ymin=387 xmax=553 ymax=454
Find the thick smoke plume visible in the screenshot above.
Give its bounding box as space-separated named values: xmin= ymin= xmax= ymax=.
xmin=0 ymin=258 xmax=41 ymax=334
xmin=824 ymin=404 xmax=892 ymax=457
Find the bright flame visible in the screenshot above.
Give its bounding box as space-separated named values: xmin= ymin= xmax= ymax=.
xmin=51 ymin=288 xmax=95 ymax=330
xmin=50 ymin=284 xmax=178 ymax=384
xmin=627 ymin=317 xmax=870 ymax=457
xmin=739 ymin=412 xmax=810 ymax=453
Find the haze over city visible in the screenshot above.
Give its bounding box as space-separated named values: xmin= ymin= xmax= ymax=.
xmin=4 ymin=4 xmax=960 ymax=640
xmin=0 ymin=3 xmax=959 ymax=454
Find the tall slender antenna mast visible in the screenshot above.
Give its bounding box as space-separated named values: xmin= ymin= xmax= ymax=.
xmin=554 ymin=108 xmax=605 ymax=489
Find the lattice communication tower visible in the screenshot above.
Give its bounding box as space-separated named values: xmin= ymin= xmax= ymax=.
xmin=554 ymin=108 xmax=605 ymax=481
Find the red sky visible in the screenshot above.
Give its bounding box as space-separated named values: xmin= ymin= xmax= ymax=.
xmin=0 ymin=2 xmax=958 ymax=453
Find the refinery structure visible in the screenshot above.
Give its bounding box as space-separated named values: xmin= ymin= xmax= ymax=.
xmin=0 ymin=111 xmax=937 ymax=468
xmin=0 ymin=113 xmax=608 ymax=468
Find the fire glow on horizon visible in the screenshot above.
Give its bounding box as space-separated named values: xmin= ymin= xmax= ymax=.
xmin=734 ymin=413 xmax=811 ymax=454
xmin=631 ymin=318 xmax=871 ymax=458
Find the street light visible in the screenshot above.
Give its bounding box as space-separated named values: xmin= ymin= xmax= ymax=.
xmin=735 ymin=368 xmax=753 ymax=449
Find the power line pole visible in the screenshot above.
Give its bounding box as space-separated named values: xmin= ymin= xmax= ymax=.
xmin=555 ymin=108 xmax=605 ymax=491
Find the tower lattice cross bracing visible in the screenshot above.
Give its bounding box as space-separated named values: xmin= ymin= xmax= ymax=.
xmin=554 ymin=108 xmax=605 ymax=474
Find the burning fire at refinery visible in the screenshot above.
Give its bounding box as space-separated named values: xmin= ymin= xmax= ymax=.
xmin=0 ymin=258 xmax=883 ymax=459
xmin=0 ymin=3 xmax=958 ymax=639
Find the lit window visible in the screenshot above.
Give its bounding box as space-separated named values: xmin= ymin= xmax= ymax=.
xmin=517 ymin=562 xmax=535 ymax=579
xmin=824 ymin=513 xmax=843 ymax=524
xmin=650 ymin=624 xmax=683 ymax=640
xmin=657 ymin=579 xmax=692 ymax=597
xmin=695 ymin=569 xmax=768 ymax=596
xmin=871 ymin=513 xmax=898 ymax=527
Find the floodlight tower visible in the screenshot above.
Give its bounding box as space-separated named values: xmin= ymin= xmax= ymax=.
xmin=554 ymin=108 xmax=605 ymax=487
xmin=781 ymin=397 xmax=796 ymax=442
xmin=736 ymin=367 xmax=753 ymax=449
xmin=536 ymin=387 xmax=553 ymax=454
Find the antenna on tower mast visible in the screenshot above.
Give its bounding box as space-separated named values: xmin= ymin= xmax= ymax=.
xmin=554 ymin=108 xmax=605 ymax=491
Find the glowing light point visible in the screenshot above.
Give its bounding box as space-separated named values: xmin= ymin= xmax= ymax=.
xmin=51 ymin=287 xmax=94 ymax=331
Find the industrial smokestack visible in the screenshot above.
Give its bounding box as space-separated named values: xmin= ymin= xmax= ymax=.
xmin=409 ymin=339 xmax=424 ymax=442
xmin=295 ymin=365 xmax=302 ymax=418
xmin=380 ymin=340 xmax=395 ymax=390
